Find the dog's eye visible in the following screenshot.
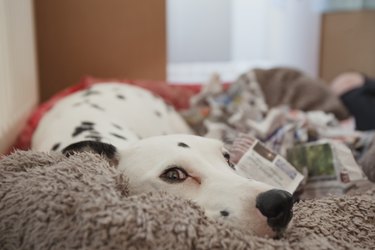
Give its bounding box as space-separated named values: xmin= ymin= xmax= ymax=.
xmin=160 ymin=167 xmax=188 ymax=183
xmin=223 ymin=152 xmax=235 ymax=169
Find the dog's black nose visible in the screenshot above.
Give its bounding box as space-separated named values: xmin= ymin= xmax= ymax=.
xmin=256 ymin=189 xmax=293 ymax=229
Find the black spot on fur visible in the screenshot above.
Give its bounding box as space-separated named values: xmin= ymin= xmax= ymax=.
xmin=72 ymin=127 xmax=93 ymax=137
xmin=178 ymin=142 xmax=190 ymax=148
xmin=91 ymin=104 xmax=104 ymax=111
xmin=220 ymin=210 xmax=230 ymax=217
xmin=72 ymin=122 xmax=95 ymax=137
xmin=82 ymin=89 xmax=100 ymax=96
xmin=112 ymin=123 xmax=123 ymax=130
xmin=63 ymin=141 xmax=116 ymax=157
xmin=82 ymin=121 xmax=95 ymax=126
xmin=155 ymin=110 xmax=162 ymax=117
xmin=110 ymin=133 xmax=127 ymax=140
xmin=62 ymin=140 xmax=118 ymax=166
xmin=117 ymin=94 xmax=125 ymax=100
xmin=51 ymin=143 xmax=61 ymax=151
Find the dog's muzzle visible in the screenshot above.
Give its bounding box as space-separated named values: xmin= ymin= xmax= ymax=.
xmin=256 ymin=189 xmax=293 ymax=232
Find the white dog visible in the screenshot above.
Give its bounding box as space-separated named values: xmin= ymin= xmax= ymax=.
xmin=32 ymin=83 xmax=293 ymax=237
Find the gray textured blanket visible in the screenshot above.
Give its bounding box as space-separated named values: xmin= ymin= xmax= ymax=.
xmin=0 ymin=151 xmax=374 ymax=249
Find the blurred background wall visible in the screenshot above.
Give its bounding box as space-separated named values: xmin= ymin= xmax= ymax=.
xmin=0 ymin=0 xmax=38 ymax=153
xmin=320 ymin=10 xmax=375 ymax=81
xmin=167 ymin=0 xmax=375 ymax=82
xmin=34 ymin=0 xmax=166 ymax=101
xmin=167 ymin=0 xmax=232 ymax=63
xmin=168 ymin=0 xmax=321 ymax=77
xmin=7 ymin=0 xmax=375 ymax=100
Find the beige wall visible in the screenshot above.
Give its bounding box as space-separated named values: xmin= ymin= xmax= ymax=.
xmin=34 ymin=0 xmax=166 ymax=101
xmin=0 ymin=0 xmax=38 ymax=154
xmin=320 ymin=10 xmax=375 ymax=82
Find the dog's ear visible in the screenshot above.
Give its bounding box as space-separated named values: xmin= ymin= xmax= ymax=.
xmin=62 ymin=140 xmax=119 ymax=166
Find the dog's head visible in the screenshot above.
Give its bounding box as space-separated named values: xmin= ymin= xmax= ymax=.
xmin=63 ymin=134 xmax=293 ymax=237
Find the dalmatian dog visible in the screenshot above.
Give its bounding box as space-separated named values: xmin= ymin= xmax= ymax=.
xmin=32 ymin=83 xmax=293 ymax=237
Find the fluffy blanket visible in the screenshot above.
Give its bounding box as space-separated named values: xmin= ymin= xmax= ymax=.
xmin=1 ymin=151 xmax=374 ymax=249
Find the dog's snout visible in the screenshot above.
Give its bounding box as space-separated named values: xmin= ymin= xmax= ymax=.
xmin=256 ymin=189 xmax=293 ymax=229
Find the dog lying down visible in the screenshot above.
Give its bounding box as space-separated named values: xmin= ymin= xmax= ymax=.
xmin=32 ymin=83 xmax=293 ymax=237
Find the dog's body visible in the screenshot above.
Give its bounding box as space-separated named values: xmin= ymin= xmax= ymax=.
xmin=32 ymin=83 xmax=192 ymax=152
xmin=32 ymin=83 xmax=293 ymax=237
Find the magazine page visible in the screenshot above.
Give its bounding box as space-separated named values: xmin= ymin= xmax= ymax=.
xmin=286 ymin=142 xmax=336 ymax=181
xmin=235 ymin=138 xmax=304 ymax=193
xmin=330 ymin=140 xmax=365 ymax=182
xmin=286 ymin=140 xmax=365 ymax=183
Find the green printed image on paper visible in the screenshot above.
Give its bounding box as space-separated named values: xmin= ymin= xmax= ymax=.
xmin=286 ymin=143 xmax=335 ymax=178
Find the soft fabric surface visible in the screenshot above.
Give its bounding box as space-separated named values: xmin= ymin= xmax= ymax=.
xmin=1 ymin=151 xmax=374 ymax=250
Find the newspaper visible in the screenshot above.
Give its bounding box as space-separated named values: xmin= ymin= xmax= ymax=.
xmin=286 ymin=140 xmax=365 ymax=183
xmin=246 ymin=107 xmax=288 ymax=140
xmin=231 ymin=135 xmax=304 ymax=193
xmin=286 ymin=140 xmax=366 ymax=198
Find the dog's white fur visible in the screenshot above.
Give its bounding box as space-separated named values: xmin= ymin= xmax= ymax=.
xmin=32 ymin=83 xmax=283 ymax=237
xmin=119 ymin=134 xmax=276 ymax=236
xmin=32 ymin=83 xmax=192 ymax=151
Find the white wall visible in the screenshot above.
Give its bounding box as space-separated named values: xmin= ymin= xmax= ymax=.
xmin=231 ymin=0 xmax=269 ymax=61
xmin=264 ymin=0 xmax=321 ymax=76
xmin=231 ymin=0 xmax=322 ymax=76
xmin=167 ymin=0 xmax=232 ymax=63
xmin=0 ymin=0 xmax=38 ymax=153
xmin=168 ymin=0 xmax=323 ymax=81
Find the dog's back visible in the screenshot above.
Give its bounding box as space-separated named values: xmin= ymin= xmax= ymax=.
xmin=32 ymin=83 xmax=192 ymax=151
